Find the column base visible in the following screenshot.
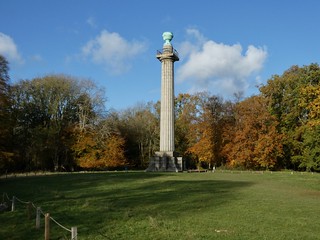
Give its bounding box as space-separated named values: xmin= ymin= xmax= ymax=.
xmin=145 ymin=151 xmax=183 ymax=172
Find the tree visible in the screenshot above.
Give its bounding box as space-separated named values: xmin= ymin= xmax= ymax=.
xmin=292 ymin=126 xmax=320 ymax=171
xmin=175 ymin=93 xmax=204 ymax=168
xmin=10 ymin=74 xmax=106 ymax=171
xmin=204 ymin=96 xmax=229 ymax=167
xmin=222 ymin=96 xmax=283 ymax=170
xmin=299 ymin=85 xmax=320 ymax=127
xmin=260 ymin=63 xmax=320 ymax=170
xmin=117 ymin=102 xmax=159 ymax=168
xmin=186 ymin=95 xmax=226 ymax=168
xmin=71 ymin=124 xmax=127 ymax=170
xmin=175 ymin=93 xmax=230 ymax=169
xmin=292 ymin=85 xmax=320 ymax=171
xmin=0 ymin=55 xmax=13 ymax=172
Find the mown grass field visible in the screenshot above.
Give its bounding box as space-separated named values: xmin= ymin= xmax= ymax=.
xmin=1 ymin=171 xmax=320 ymax=240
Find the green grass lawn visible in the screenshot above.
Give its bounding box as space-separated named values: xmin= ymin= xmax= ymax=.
xmin=1 ymin=171 xmax=320 ymax=240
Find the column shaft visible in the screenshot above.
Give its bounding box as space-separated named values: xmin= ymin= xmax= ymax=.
xmin=160 ymin=58 xmax=175 ymax=152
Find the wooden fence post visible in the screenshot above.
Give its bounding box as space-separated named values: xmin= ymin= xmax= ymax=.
xmin=36 ymin=207 xmax=41 ymax=229
xmin=11 ymin=196 xmax=15 ymax=211
xmin=71 ymin=227 xmax=77 ymax=240
xmin=45 ymin=213 xmax=50 ymax=240
xmin=27 ymin=202 xmax=33 ymax=219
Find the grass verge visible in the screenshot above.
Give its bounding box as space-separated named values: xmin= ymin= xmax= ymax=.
xmin=1 ymin=171 xmax=320 ymax=239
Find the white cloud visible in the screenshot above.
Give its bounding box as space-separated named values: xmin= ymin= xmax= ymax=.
xmin=30 ymin=54 xmax=43 ymax=62
xmin=178 ymin=28 xmax=206 ymax=57
xmin=82 ymin=30 xmax=147 ymax=74
xmin=177 ymin=28 xmax=267 ymax=96
xmin=0 ymin=32 xmax=24 ymax=64
xmin=86 ymin=17 xmax=97 ymax=28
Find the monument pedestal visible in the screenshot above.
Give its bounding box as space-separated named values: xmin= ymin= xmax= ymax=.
xmin=146 ymin=151 xmax=183 ymax=172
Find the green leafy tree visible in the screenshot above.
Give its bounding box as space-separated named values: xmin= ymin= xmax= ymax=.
xmin=292 ymin=126 xmax=320 ymax=171
xmin=10 ymin=75 xmax=105 ymax=171
xmin=260 ymin=63 xmax=320 ymax=170
xmin=117 ymin=102 xmax=159 ymax=168
xmin=0 ymin=55 xmax=13 ymax=172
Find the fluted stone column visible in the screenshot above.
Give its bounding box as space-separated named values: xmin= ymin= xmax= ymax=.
xmin=146 ymin=32 xmax=183 ymax=172
xmin=158 ymin=44 xmax=178 ymax=154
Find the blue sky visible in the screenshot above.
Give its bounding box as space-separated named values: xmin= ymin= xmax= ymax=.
xmin=1 ymin=0 xmax=320 ymax=110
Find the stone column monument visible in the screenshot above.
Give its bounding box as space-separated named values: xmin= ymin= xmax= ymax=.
xmin=146 ymin=32 xmax=183 ymax=172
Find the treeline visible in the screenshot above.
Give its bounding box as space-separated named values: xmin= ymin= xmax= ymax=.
xmin=1 ymin=55 xmax=320 ymax=172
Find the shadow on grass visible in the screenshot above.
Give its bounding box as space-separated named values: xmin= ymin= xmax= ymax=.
xmin=65 ymin=173 xmax=253 ymax=238
xmin=0 ymin=172 xmax=253 ymax=239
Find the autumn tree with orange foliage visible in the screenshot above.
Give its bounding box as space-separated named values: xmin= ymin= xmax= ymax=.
xmin=299 ymin=85 xmax=320 ymax=127
xmin=175 ymin=93 xmax=209 ymax=168
xmin=186 ymin=95 xmax=227 ymax=168
xmin=175 ymin=93 xmax=202 ymax=166
xmin=222 ymin=96 xmax=283 ymax=170
xmin=175 ymin=93 xmax=230 ymax=169
xmin=72 ymin=125 xmax=127 ymax=170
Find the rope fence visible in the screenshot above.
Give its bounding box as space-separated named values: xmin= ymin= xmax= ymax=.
xmin=1 ymin=192 xmax=77 ymax=240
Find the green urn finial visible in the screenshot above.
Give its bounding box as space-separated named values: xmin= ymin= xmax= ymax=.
xmin=162 ymin=32 xmax=173 ymax=45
